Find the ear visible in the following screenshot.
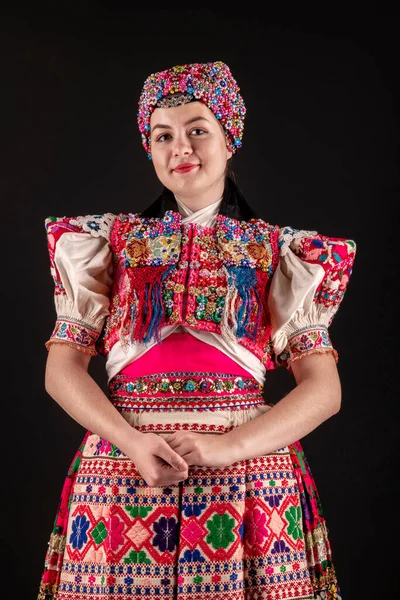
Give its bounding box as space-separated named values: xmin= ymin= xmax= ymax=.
xmin=226 ymin=146 xmax=233 ymax=160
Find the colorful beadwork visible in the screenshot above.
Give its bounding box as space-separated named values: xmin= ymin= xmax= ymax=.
xmin=101 ymin=211 xmax=280 ymax=369
xmin=121 ymin=211 xmax=182 ymax=267
xmin=137 ymin=61 xmax=246 ymax=158
xmin=110 ymin=372 xmax=263 ymax=397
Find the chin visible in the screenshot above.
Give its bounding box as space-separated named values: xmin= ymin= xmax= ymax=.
xmin=175 ymin=183 xmax=205 ymax=198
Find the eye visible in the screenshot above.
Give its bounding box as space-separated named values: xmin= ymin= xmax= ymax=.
xmin=190 ymin=128 xmax=206 ymax=136
xmin=155 ymin=132 xmax=171 ymax=143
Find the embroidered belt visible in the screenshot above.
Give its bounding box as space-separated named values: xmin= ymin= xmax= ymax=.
xmin=109 ymin=372 xmax=263 ymax=396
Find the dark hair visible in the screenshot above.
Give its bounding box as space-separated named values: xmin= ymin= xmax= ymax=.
xmin=141 ymin=171 xmax=259 ymax=221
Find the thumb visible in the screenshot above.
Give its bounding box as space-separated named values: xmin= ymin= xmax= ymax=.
xmin=159 ymin=443 xmax=187 ymax=471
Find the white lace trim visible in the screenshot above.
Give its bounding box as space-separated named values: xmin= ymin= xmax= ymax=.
xmin=278 ymin=225 xmax=318 ymax=256
xmin=70 ymin=213 xmax=116 ymax=240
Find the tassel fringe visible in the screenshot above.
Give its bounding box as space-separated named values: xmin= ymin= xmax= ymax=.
xmin=221 ymin=265 xmax=260 ymax=342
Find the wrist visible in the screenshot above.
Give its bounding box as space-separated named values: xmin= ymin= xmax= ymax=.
xmin=222 ymin=429 xmax=247 ymax=464
xmin=117 ymin=421 xmax=144 ymax=455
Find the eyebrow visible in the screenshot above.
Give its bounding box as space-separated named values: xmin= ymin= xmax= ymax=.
xmin=151 ymin=116 xmax=210 ymax=134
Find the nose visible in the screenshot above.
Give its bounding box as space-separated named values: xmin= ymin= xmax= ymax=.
xmin=171 ymin=133 xmax=193 ymax=157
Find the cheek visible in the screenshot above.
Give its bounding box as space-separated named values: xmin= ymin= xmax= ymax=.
xmin=202 ymin=142 xmax=227 ymax=170
xmin=151 ymin=150 xmax=169 ymax=175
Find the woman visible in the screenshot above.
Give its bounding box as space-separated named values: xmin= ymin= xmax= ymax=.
xmin=38 ymin=61 xmax=356 ymax=599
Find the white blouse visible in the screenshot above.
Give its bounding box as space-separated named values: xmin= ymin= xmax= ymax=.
xmin=47 ymin=202 xmax=351 ymax=386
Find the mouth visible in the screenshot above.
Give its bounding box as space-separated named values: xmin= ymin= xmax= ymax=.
xmin=173 ymin=164 xmax=199 ymax=174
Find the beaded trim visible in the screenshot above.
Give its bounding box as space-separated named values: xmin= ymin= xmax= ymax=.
xmin=110 ymin=394 xmax=267 ymax=413
xmin=110 ymin=373 xmax=263 ymax=396
xmin=156 ymin=92 xmax=196 ymax=109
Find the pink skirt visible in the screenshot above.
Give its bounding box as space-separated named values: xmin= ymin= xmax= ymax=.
xmin=37 ymin=333 xmax=341 ymax=599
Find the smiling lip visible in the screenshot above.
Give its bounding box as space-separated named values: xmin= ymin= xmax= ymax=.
xmin=173 ymin=163 xmax=199 ymax=173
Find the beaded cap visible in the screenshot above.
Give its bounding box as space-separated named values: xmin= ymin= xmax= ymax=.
xmin=137 ymin=61 xmax=246 ymax=159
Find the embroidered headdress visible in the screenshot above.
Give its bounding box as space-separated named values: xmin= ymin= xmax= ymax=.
xmin=137 ymin=60 xmax=246 ymax=159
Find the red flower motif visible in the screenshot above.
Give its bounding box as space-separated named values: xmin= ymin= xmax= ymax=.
xmin=244 ymin=507 xmax=269 ymax=545
xmin=106 ymin=515 xmax=124 ymax=551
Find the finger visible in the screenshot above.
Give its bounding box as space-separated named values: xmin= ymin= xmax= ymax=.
xmin=158 ymin=444 xmax=188 ymax=471
xmin=180 ymin=451 xmax=194 ymax=466
xmin=165 ymin=440 xmax=177 ymax=450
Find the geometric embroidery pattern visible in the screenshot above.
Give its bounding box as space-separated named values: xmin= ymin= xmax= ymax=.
xmin=37 ymin=371 xmax=341 ymax=599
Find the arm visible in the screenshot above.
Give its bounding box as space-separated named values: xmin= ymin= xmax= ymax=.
xmin=45 ymin=344 xmax=143 ymax=455
xmin=224 ymin=351 xmax=341 ymax=462
xmin=45 ymin=344 xmax=189 ymax=485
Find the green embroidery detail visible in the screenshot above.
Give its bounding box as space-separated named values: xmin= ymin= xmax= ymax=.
xmin=194 ymin=291 xmax=225 ymax=323
xmin=195 ymin=309 xmax=207 ymax=320
xmin=193 ymin=575 xmax=203 ymax=584
xmin=125 ymin=506 xmax=153 ymax=518
xmin=212 ymin=311 xmax=222 ymax=323
xmin=124 ymin=550 xmax=152 ymax=564
xmin=71 ymin=455 xmax=81 ymax=472
xmin=285 ymin=505 xmax=303 ymax=540
xmin=163 ymin=289 xmax=174 ymax=317
xmin=269 ymin=480 xmax=276 ymax=487
xmin=280 ymin=565 xmax=286 ymax=573
xmin=194 ymin=486 xmax=203 ymax=494
xmin=206 ymin=513 xmax=235 ymax=549
xmin=109 ymin=444 xmax=121 ymax=457
xmin=91 ymin=520 xmax=108 ymax=544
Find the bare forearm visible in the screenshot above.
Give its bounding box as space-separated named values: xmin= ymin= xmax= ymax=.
xmin=225 ymin=376 xmax=340 ymax=462
xmin=45 ymin=353 xmax=142 ymax=454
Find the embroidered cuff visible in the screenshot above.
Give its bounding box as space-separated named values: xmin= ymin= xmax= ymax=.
xmin=287 ymin=325 xmax=338 ymax=364
xmin=45 ymin=317 xmax=100 ymax=356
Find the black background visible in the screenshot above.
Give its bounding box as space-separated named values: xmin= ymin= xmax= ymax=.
xmin=2 ymin=6 xmax=398 ymax=598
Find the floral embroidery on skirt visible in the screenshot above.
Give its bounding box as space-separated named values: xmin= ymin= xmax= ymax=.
xmin=37 ymin=370 xmax=341 ymax=600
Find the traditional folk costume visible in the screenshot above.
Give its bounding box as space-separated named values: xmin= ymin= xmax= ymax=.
xmin=38 ymin=61 xmax=356 ymax=600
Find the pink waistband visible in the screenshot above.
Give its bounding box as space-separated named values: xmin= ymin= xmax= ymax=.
xmin=120 ymin=332 xmax=253 ymax=379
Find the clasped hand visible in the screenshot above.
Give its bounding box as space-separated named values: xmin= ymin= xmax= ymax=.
xmin=126 ymin=431 xmax=235 ymax=488
xmin=163 ymin=430 xmax=233 ymax=469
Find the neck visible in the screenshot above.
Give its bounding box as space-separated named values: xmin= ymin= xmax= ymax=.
xmin=173 ymin=178 xmax=225 ymax=212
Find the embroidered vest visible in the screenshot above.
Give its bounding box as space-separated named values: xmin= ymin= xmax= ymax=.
xmin=98 ymin=210 xmax=280 ymax=370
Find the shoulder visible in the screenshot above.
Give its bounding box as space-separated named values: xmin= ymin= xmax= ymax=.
xmin=45 ymin=213 xmax=117 ymax=241
xmin=277 ymin=224 xmax=356 ymax=267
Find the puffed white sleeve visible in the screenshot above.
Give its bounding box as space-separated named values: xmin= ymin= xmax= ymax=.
xmin=44 ymin=213 xmax=116 ymax=356
xmin=268 ymin=226 xmax=357 ymax=367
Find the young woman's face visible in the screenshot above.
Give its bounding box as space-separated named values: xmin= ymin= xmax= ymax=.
xmin=149 ymin=101 xmax=232 ymax=200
